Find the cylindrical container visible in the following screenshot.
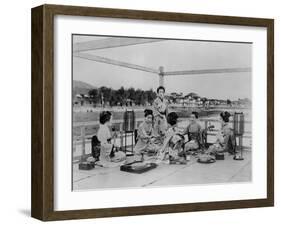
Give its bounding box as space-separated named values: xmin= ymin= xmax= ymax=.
xmin=233 ymin=112 xmax=244 ymax=136
xmin=123 ymin=110 xmax=135 ymax=131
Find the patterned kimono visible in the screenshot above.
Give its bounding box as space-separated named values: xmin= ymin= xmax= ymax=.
xmin=134 ymin=121 xmax=159 ymax=156
xmin=155 ymin=126 xmax=185 ymax=163
xmin=153 ymin=96 xmax=169 ymax=136
xmin=207 ymin=123 xmax=235 ymax=154
xmin=97 ymin=124 xmax=126 ymax=167
xmin=184 ymin=122 xmax=202 ymax=151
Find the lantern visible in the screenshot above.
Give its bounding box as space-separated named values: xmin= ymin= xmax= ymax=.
xmin=123 ymin=110 xmax=135 ymax=131
xmin=233 ymin=112 xmax=244 ymax=136
xmin=122 ymin=110 xmax=135 ymax=156
xmin=233 ymin=112 xmax=245 ymax=161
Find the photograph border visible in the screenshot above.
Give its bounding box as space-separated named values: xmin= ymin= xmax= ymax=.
xmin=31 ymin=4 xmax=274 ymax=221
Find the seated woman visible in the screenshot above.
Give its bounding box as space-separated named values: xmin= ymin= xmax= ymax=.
xmin=184 ymin=111 xmax=202 ymax=154
xmin=207 ymin=111 xmax=236 ymax=155
xmin=133 ymin=109 xmax=160 ymax=161
xmin=156 ymin=112 xmax=187 ymax=164
xmin=97 ymin=111 xmax=126 ymax=167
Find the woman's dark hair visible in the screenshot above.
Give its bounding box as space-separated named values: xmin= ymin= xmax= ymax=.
xmin=144 ymin=109 xmax=153 ymax=117
xmin=167 ymin=112 xmax=178 ymax=126
xmin=157 ymin=86 xmax=165 ymax=93
xmin=99 ymin=111 xmax=112 ymax=124
xmin=220 ymin=111 xmax=231 ymax=123
xmin=191 ymin=111 xmax=199 ymax=119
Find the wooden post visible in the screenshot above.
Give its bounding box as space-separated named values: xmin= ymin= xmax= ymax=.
xmin=159 ymin=66 xmax=164 ymax=87
xmin=119 ymin=122 xmax=122 ymax=131
xmin=119 ymin=122 xmax=122 ymax=147
xmin=239 ymin=136 xmax=243 ymax=154
xmin=119 ymin=123 xmax=123 ymax=150
xmin=80 ymin=126 xmax=86 ymax=162
xmin=72 ymin=140 xmax=76 ymax=154
xmin=204 ymin=119 xmax=208 ymax=145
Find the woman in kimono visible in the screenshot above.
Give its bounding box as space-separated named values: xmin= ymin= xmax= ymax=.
xmin=207 ymin=111 xmax=236 ymax=154
xmin=155 ymin=112 xmax=187 ymax=164
xmin=184 ymin=111 xmax=202 ymax=154
xmin=133 ymin=109 xmax=159 ymax=161
xmin=97 ymin=111 xmax=126 ymax=167
xmin=153 ymin=86 xmax=169 ymax=137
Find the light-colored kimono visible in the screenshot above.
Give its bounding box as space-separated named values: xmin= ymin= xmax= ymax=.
xmin=155 ymin=126 xmax=184 ymax=162
xmin=207 ymin=123 xmax=234 ymax=153
xmin=134 ymin=121 xmax=159 ymax=156
xmin=97 ymin=124 xmax=126 ymax=167
xmin=153 ymin=96 xmax=169 ymax=136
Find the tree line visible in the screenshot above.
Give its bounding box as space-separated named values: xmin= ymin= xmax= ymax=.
xmin=88 ymin=86 xmax=157 ymax=107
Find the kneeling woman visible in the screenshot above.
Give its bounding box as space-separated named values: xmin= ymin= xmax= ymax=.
xmin=97 ymin=111 xmax=126 ymax=167
xmin=207 ymin=111 xmax=236 ymax=154
xmin=156 ymin=112 xmax=186 ymax=164
xmin=184 ymin=111 xmax=202 ymax=153
xmin=133 ymin=109 xmax=160 ymax=161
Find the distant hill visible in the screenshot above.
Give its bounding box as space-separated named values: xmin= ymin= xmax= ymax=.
xmin=73 ymin=80 xmax=96 ymax=97
xmin=185 ymin=92 xmax=199 ymax=98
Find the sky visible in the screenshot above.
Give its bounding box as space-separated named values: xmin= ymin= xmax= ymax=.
xmin=73 ymin=35 xmax=252 ymax=100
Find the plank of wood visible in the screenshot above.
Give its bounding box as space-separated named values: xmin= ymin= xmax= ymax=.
xmin=74 ymin=52 xmax=159 ymax=74
xmin=164 ymin=67 xmax=251 ymax=76
xmin=73 ymin=37 xmax=163 ymax=52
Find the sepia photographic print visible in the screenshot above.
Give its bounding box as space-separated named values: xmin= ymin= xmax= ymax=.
xmin=72 ymin=34 xmax=252 ymax=191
